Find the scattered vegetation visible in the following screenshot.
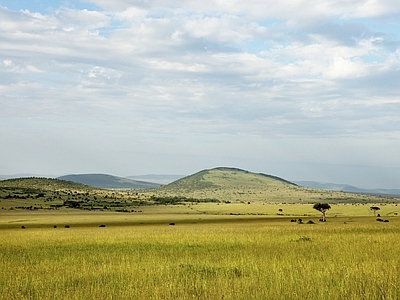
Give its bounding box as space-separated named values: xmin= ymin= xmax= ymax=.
xmin=150 ymin=195 xmax=220 ymax=205
xmin=1 ymin=218 xmax=400 ymax=299
xmin=1 ymin=171 xmax=399 ymax=214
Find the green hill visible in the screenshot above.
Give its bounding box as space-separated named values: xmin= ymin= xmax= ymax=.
xmin=0 ymin=177 xmax=93 ymax=191
xmin=57 ymin=174 xmax=161 ymax=189
xmin=163 ymin=167 xmax=296 ymax=191
xmin=151 ymin=167 xmax=392 ymax=203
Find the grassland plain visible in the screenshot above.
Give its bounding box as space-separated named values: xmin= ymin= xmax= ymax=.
xmin=1 ymin=210 xmax=400 ymax=300
xmin=1 ymin=203 xmax=398 ymax=227
xmin=1 ymin=171 xmax=400 ymax=299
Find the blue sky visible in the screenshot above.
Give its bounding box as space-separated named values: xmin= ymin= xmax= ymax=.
xmin=1 ymin=0 xmax=100 ymax=13
xmin=1 ymin=0 xmax=400 ymax=188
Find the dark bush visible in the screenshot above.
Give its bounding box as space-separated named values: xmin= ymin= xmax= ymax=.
xmin=63 ymin=200 xmax=81 ymax=208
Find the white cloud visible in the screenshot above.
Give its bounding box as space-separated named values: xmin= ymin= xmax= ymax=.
xmin=82 ymin=0 xmax=400 ymax=23
xmin=114 ymin=6 xmax=148 ymax=21
xmin=345 ymin=0 xmax=400 ymax=18
xmin=324 ymin=56 xmax=367 ymax=78
xmin=54 ymin=8 xmax=110 ymax=30
xmin=0 ymin=2 xmax=399 ymax=188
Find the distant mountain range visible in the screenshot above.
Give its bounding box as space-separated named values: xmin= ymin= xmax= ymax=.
xmin=57 ymin=174 xmax=161 ymax=189
xmin=127 ymin=174 xmax=184 ymax=185
xmin=1 ymin=171 xmax=400 ymax=195
xmin=0 ymin=173 xmax=57 ymax=180
xmin=295 ymin=181 xmax=400 ymax=196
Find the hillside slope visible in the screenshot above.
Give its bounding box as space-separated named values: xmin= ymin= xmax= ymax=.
xmin=0 ymin=177 xmax=93 ymax=191
xmin=163 ymin=167 xmax=296 ymax=191
xmin=58 ymin=174 xmax=160 ymax=189
xmin=151 ymin=167 xmax=393 ymax=203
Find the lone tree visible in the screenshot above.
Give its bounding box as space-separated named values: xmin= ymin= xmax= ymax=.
xmin=313 ymin=203 xmax=331 ymax=222
xmin=370 ymin=206 xmax=380 ymax=216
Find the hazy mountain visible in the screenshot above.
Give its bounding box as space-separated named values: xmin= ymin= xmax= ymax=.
xmin=0 ymin=173 xmax=57 ymax=180
xmin=295 ymin=181 xmax=400 ymax=196
xmin=57 ymin=174 xmax=161 ymax=189
xmin=127 ymin=174 xmax=185 ymax=185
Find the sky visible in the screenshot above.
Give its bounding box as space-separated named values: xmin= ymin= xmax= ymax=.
xmin=1 ymin=0 xmax=400 ymax=189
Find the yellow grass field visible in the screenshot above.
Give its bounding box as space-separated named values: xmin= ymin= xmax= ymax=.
xmin=1 ymin=204 xmax=400 ymax=300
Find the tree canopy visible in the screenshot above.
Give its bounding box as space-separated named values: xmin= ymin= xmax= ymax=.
xmin=313 ymin=203 xmax=331 ymax=221
xmin=370 ymin=206 xmax=380 ymax=216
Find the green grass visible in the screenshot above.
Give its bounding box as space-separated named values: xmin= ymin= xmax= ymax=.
xmin=0 ymin=203 xmax=398 ymax=229
xmin=1 ymin=213 xmax=400 ymax=299
xmin=1 ymin=174 xmax=400 ymax=299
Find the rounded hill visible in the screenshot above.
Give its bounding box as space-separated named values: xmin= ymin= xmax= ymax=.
xmin=152 ymin=167 xmax=388 ymax=203
xmin=156 ymin=167 xmax=305 ymax=202
xmin=163 ymin=167 xmax=295 ymax=191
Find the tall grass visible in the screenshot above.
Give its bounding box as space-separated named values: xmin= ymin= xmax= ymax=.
xmin=1 ymin=219 xmax=400 ymax=299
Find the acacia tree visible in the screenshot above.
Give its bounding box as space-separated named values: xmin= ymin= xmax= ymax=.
xmin=313 ymin=203 xmax=331 ymax=222
xmin=370 ymin=206 xmax=380 ymax=216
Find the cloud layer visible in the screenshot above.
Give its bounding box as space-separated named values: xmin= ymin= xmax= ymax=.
xmin=1 ymin=1 xmax=399 ymax=188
